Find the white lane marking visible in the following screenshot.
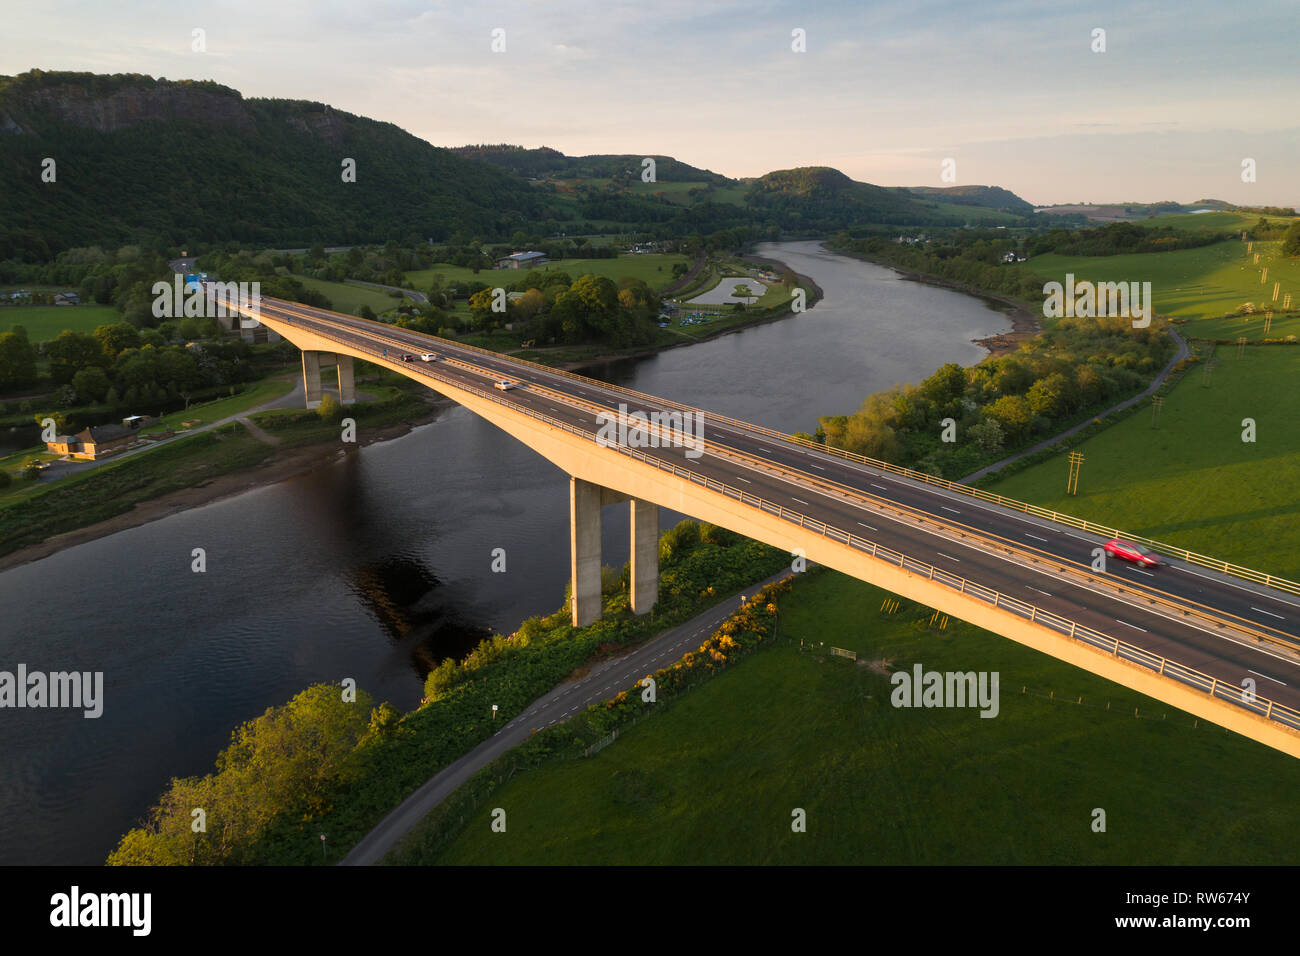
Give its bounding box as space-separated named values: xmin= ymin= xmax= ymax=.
xmin=870 ymin=483 xmax=888 ymax=491
xmin=1115 ymin=619 xmax=1147 ymax=632
xmin=940 ymin=506 xmax=961 ymax=514
xmin=857 ymin=522 xmax=878 ymax=531
xmin=1126 ymin=567 xmax=1155 ymax=577
xmin=1025 ymin=533 xmax=1048 ymax=542
xmin=1026 ymin=586 xmax=1053 ymax=597
xmin=1248 ymin=669 xmax=1287 ymax=686
xmin=735 ymin=476 xmax=751 ymax=483
xmin=810 ymin=464 xmax=825 ymax=470
xmin=1170 ymin=565 xmax=1300 ymax=610
xmin=759 ymin=447 xmax=773 ymax=453
xmin=936 ymin=553 xmax=961 ymax=562
xmin=1251 ymin=606 xmax=1286 ymax=620
xmin=791 ymin=497 xmax=809 ymax=505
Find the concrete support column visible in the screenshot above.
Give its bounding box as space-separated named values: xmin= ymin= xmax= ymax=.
xmin=336 ymin=353 xmax=356 ymax=405
xmin=302 ymin=350 xmax=322 ymax=408
xmin=570 ymin=477 xmax=603 ymax=628
xmin=630 ymin=498 xmax=659 ymax=615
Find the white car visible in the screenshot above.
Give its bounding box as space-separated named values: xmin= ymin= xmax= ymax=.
xmin=494 ymin=379 xmax=520 ymax=391
xmin=420 ymin=353 xmax=438 ymax=362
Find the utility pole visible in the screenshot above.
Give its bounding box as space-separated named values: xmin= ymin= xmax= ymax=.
xmin=1066 ymin=451 xmax=1085 ymax=495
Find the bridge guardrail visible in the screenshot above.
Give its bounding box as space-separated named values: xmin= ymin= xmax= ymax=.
xmin=257 ymin=307 xmax=1300 ymax=737
xmin=321 ymin=303 xmax=1298 ymax=598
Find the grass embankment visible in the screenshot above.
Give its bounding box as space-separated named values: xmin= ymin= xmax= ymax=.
xmin=1027 ymin=240 xmax=1300 ymax=340
xmin=1 ymin=304 xmax=122 ymax=340
xmin=249 ymin=384 xmax=423 ymax=445
xmin=423 ymin=568 xmax=1300 ymax=865
xmin=983 ymin=345 xmax=1300 ymax=580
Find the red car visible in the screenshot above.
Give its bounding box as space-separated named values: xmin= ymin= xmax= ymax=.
xmin=1103 ymin=539 xmax=1161 ymax=568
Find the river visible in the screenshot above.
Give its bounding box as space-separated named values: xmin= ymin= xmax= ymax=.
xmin=0 ymin=240 xmax=1015 ymax=864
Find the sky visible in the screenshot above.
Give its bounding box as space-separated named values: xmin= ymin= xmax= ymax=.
xmin=3 ymin=0 xmax=1297 ymax=206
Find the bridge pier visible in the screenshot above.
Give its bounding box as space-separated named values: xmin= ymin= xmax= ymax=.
xmin=336 ymin=353 xmax=356 ymax=405
xmin=302 ymin=350 xmax=322 ymax=408
xmin=570 ymin=478 xmax=603 ymax=628
xmin=630 ymin=498 xmax=659 ymax=615
xmin=569 ymin=477 xmax=660 ymax=627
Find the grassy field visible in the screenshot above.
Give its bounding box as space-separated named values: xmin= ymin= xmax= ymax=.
xmin=625 ymin=180 xmax=706 ymax=205
xmin=289 ymin=276 xmax=401 ymax=316
xmin=428 ymin=569 xmax=1300 ymax=865
xmin=405 ymin=253 xmax=688 ymax=292
xmin=1145 ymin=210 xmax=1281 ymax=234
xmin=985 ymin=345 xmax=1300 ymax=581
xmin=1027 ymin=240 xmax=1300 ymax=339
xmin=708 ymin=183 xmax=749 ymax=206
xmin=0 ymin=305 xmax=121 ymax=341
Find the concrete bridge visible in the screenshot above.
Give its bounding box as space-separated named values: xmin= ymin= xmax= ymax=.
xmin=236 ymin=295 xmax=1300 ymax=758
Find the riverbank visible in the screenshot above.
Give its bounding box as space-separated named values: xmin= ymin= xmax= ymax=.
xmin=0 ymin=397 xmax=444 ymax=574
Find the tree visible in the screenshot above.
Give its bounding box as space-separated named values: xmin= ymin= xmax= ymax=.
xmin=317 ymin=393 xmax=341 ymax=421
xmin=45 ymin=330 xmax=107 ymax=384
xmin=1282 ymin=221 xmax=1300 ymax=258
xmin=468 ymin=288 xmax=503 ymax=334
xmin=107 ymin=684 xmax=378 ymax=866
xmin=991 ymin=358 xmax=1033 ymax=396
xmin=93 ymin=322 xmax=142 ymax=360
xmin=967 ymin=418 xmax=1004 ymax=454
xmin=71 ymin=366 xmax=112 ymax=404
xmin=984 ymin=394 xmax=1034 ymax=439
xmin=1026 ymin=371 xmax=1074 ymax=419
xmin=0 ymin=331 xmax=38 ymax=390
xmin=156 ymin=349 xmax=200 ymax=404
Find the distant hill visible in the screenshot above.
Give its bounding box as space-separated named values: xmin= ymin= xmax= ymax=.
xmin=906 ymin=184 xmax=1035 ymax=215
xmin=450 ymin=144 xmax=733 ymax=186
xmin=744 ymin=167 xmax=994 ymax=229
xmin=0 ymin=70 xmax=555 ymax=260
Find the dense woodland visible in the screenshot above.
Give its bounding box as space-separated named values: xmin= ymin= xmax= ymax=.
xmin=803 ymin=316 xmax=1176 ymax=479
